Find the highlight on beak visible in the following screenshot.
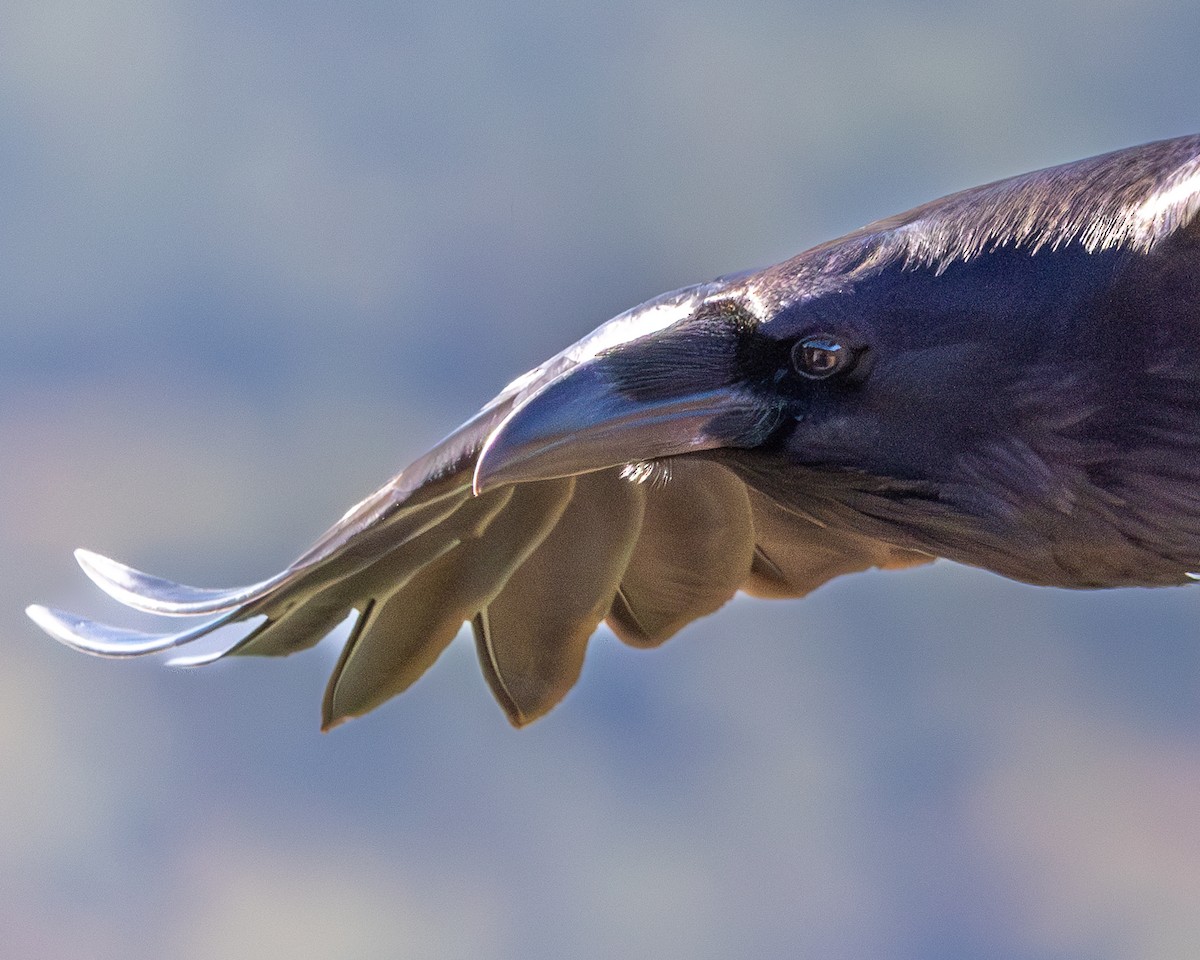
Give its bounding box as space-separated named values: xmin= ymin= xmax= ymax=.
xmin=473 ymin=352 xmax=770 ymax=494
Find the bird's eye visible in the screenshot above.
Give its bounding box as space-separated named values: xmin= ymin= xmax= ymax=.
xmin=792 ymin=335 xmax=849 ymax=379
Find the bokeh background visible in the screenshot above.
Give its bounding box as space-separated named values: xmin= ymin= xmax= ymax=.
xmin=3 ymin=1 xmax=1200 ymax=958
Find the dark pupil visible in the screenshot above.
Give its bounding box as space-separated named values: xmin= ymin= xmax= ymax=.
xmin=801 ymin=341 xmax=841 ymax=373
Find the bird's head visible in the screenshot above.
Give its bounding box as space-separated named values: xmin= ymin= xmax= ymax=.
xmin=473 ymin=241 xmax=1124 ymax=517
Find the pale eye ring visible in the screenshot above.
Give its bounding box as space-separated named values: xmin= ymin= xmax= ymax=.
xmin=792 ymin=334 xmax=848 ymax=379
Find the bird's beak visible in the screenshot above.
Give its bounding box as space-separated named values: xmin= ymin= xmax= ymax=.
xmin=473 ymin=330 xmax=770 ymax=493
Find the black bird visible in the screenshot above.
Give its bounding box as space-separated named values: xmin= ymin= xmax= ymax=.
xmin=29 ymin=134 xmax=1200 ymax=728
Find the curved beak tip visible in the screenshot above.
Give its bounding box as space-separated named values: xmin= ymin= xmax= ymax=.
xmin=470 ymin=457 xmax=494 ymax=496
xmin=470 ymin=423 xmax=537 ymax=495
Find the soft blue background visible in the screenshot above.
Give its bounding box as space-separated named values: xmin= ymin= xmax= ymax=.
xmin=5 ymin=2 xmax=1200 ymax=958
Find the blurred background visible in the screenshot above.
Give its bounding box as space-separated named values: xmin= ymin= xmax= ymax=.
xmin=3 ymin=1 xmax=1200 ymax=957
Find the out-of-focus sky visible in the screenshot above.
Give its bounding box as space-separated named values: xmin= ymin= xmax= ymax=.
xmin=4 ymin=1 xmax=1200 ymax=958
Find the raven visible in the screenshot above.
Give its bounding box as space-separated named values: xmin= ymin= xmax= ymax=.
xmin=29 ymin=134 xmax=1200 ymax=728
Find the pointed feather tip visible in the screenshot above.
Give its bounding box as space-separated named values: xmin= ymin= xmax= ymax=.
xmin=25 ymin=604 xmax=57 ymax=636
xmin=73 ymin=547 xmax=134 ymax=600
xmin=71 ymin=546 xmax=272 ymax=617
xmin=26 ymin=604 xmax=175 ymax=657
xmin=72 ymin=547 xmax=158 ymax=601
xmin=320 ymin=714 xmax=351 ymax=733
xmin=73 ymin=546 xmax=138 ymax=589
xmin=73 ymin=546 xmax=117 ymax=574
xmin=73 ymin=546 xmax=168 ymax=607
xmin=24 ymin=604 xmax=100 ymax=651
xmin=25 ymin=602 xmax=80 ymax=649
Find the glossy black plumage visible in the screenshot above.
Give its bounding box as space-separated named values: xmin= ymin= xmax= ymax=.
xmin=29 ymin=134 xmax=1200 ymax=727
